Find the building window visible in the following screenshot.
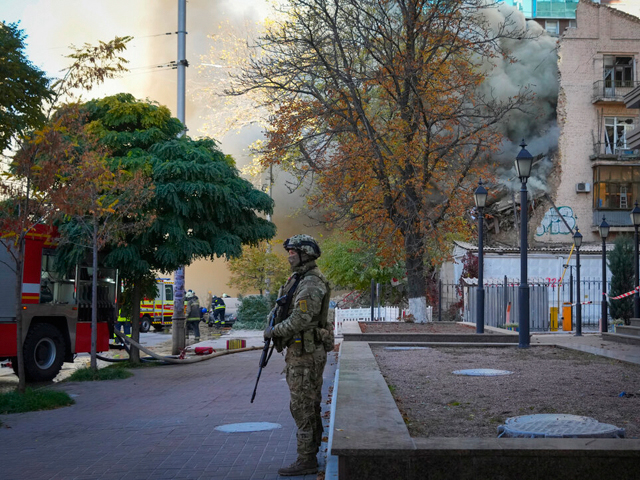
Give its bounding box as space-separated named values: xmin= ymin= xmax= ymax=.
xmin=545 ymin=20 xmax=559 ymax=35
xmin=604 ymin=56 xmax=634 ymax=88
xmin=567 ymin=19 xmax=577 ymax=28
xmin=604 ymin=117 xmax=635 ymax=154
xmin=593 ymin=166 xmax=640 ymax=209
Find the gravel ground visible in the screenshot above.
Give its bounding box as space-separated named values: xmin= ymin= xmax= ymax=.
xmin=373 ymin=344 xmax=640 ymax=438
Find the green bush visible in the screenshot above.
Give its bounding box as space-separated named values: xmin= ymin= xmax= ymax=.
xmin=0 ymin=388 xmax=74 ymax=414
xmin=235 ymin=294 xmax=276 ymax=329
xmin=66 ymin=366 xmax=133 ymax=382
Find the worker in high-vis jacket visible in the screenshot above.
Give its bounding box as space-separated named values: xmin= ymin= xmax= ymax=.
xmin=211 ymin=295 xmax=226 ymax=326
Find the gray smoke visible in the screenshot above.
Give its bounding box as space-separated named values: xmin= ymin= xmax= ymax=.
xmin=479 ymin=3 xmax=559 ymax=194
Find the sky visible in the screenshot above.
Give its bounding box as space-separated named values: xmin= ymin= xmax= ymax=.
xmin=1 ymin=0 xmax=308 ymax=298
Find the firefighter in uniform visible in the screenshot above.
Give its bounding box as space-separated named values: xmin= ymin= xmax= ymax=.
xmin=210 ymin=295 xmax=226 ymax=326
xmin=263 ymin=234 xmax=333 ymax=477
xmin=185 ymin=290 xmax=201 ymax=342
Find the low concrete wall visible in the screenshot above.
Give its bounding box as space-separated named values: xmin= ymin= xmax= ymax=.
xmin=332 ymin=342 xmax=640 ymax=480
xmin=342 ymin=321 xmax=519 ymax=344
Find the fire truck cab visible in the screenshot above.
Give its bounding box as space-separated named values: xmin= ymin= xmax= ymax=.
xmin=0 ymin=226 xmax=116 ymax=382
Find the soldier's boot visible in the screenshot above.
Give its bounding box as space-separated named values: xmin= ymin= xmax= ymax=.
xmin=277 ymin=457 xmax=318 ymax=476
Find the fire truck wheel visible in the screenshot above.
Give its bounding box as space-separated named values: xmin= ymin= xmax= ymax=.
xmin=140 ymin=316 xmax=151 ymax=333
xmin=23 ymin=323 xmax=65 ymax=382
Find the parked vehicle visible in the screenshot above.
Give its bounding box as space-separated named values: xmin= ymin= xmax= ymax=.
xmin=208 ymin=311 xmax=237 ymax=328
xmin=0 ymin=225 xmax=115 ymax=381
xmin=138 ymin=278 xmax=175 ymax=332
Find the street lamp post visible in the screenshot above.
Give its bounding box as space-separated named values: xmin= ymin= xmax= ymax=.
xmin=631 ymin=202 xmax=640 ymax=318
xmin=573 ymin=228 xmax=583 ymax=336
xmin=599 ymin=216 xmax=609 ymax=333
xmin=474 ymin=180 xmax=488 ymax=334
xmin=515 ymin=140 xmax=533 ymax=348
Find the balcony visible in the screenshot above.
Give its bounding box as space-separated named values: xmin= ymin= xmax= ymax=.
xmin=593 ymin=210 xmax=634 ymax=227
xmin=590 ymin=142 xmax=640 ymax=162
xmin=593 ymin=80 xmax=640 ymax=104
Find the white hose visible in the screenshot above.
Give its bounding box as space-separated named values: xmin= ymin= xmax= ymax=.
xmin=113 ymin=330 xmax=262 ymax=364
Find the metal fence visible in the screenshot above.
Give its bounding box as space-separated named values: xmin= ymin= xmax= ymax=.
xmin=438 ymin=277 xmax=612 ymax=333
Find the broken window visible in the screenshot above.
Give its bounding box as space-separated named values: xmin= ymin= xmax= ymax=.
xmin=604 ymin=117 xmax=635 ymax=154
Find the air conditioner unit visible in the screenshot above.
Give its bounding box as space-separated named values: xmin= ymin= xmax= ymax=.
xmin=576 ymin=182 xmax=591 ymax=193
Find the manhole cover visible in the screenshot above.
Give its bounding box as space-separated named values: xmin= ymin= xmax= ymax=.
xmin=214 ymin=422 xmax=282 ymax=433
xmin=384 ymin=347 xmax=430 ymax=351
xmin=452 ymin=369 xmax=513 ymax=376
xmin=498 ymin=414 xmax=625 ymax=438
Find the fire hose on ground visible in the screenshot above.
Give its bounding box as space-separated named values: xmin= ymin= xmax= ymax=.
xmin=96 ymin=330 xmax=262 ymax=365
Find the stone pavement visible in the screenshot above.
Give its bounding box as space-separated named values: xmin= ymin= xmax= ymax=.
xmin=531 ymin=331 xmax=640 ymax=365
xmin=0 ymin=334 xmax=339 ymax=480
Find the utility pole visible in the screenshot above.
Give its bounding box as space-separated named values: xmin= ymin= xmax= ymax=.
xmin=172 ymin=0 xmax=188 ymax=354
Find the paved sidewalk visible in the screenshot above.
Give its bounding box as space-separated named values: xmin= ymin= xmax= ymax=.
xmin=0 ymin=342 xmax=339 ymax=480
xmin=531 ymin=332 xmax=640 ymax=365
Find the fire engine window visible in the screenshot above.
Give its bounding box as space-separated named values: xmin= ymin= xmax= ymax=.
xmin=77 ymin=267 xmax=117 ymax=307
xmin=165 ymin=285 xmax=173 ymax=302
xmin=40 ymin=250 xmax=75 ymax=304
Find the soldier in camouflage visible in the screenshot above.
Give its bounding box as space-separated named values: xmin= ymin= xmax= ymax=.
xmin=264 ymin=234 xmax=333 ymax=477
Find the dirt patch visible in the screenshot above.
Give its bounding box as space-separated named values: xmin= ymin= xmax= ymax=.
xmin=360 ymin=322 xmax=493 ymax=334
xmin=373 ymin=345 xmax=640 ymax=438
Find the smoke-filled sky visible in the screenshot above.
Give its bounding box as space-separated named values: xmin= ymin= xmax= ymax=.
xmin=4 ymin=1 xmax=637 ymax=294
xmin=1 ymin=0 xmax=309 ymax=297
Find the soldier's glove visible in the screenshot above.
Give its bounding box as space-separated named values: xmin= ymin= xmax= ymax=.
xmin=264 ymin=325 xmax=274 ymax=340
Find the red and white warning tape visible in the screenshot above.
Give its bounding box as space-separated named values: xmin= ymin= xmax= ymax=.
xmin=609 ymin=287 xmax=640 ymax=300
xmin=569 ymin=301 xmax=593 ymax=306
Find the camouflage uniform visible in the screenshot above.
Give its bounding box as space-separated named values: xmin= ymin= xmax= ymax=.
xmin=269 ymin=235 xmax=333 ymax=474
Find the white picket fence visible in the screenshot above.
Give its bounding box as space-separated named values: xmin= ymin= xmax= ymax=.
xmin=334 ymin=306 xmax=419 ymax=335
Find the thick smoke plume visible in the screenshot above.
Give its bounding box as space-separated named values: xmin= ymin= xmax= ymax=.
xmin=479 ymin=3 xmax=559 ymax=194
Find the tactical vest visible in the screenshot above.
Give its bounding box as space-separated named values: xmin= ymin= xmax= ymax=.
xmin=276 ymin=267 xmax=333 ymax=354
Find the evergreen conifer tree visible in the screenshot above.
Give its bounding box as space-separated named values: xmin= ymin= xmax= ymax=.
xmin=608 ymin=235 xmax=634 ymax=322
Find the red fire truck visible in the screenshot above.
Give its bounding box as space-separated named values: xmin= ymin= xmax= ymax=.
xmin=0 ymin=225 xmax=116 ymax=381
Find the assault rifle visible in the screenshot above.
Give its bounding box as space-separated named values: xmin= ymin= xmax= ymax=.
xmin=250 ymin=294 xmax=286 ymax=403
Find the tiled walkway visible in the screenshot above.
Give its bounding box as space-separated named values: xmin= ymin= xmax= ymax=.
xmin=0 ymin=346 xmax=339 ymax=480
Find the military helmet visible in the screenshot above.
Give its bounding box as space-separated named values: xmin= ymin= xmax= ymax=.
xmin=283 ymin=234 xmax=321 ymax=259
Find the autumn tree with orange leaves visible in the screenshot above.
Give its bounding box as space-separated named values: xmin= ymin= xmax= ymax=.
xmin=0 ymin=33 xmax=130 ymax=391
xmin=234 ymin=0 xmax=536 ymax=320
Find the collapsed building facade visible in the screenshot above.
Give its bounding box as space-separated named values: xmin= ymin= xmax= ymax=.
xmin=443 ymin=1 xmax=640 ymax=302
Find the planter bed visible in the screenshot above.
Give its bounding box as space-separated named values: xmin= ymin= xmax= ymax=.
xmin=332 ymin=342 xmax=640 ymax=480
xmin=341 ymin=321 xmax=519 ymax=344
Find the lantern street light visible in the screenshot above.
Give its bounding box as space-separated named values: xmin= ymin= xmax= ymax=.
xmin=573 ymin=227 xmax=583 ymax=337
xmin=474 ymin=180 xmax=488 ymax=334
xmin=515 ymin=140 xmax=533 ymax=348
xmin=599 ymin=216 xmax=609 ymax=333
xmin=631 ymin=202 xmax=640 ymax=318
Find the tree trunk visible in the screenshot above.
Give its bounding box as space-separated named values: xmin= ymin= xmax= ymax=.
xmin=404 ymin=228 xmax=428 ymax=323
xmin=90 ymin=218 xmax=98 ymax=370
xmin=15 ymin=233 xmax=26 ymax=393
xmin=130 ymin=280 xmax=141 ymax=363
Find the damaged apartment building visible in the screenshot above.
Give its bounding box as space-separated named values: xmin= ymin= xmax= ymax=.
xmin=447 ymin=0 xmax=640 ymax=289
